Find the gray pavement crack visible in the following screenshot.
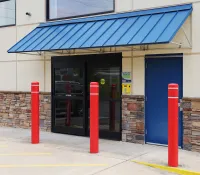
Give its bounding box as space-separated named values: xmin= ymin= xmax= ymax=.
xmin=90 ymin=152 xmax=151 ymax=175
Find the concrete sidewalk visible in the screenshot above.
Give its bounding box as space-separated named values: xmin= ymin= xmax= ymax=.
xmin=0 ymin=127 xmax=199 ymax=175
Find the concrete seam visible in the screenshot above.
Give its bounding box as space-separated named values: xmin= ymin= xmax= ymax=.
xmin=91 ymin=152 xmax=151 ymax=175
xmin=91 ymin=159 xmax=128 ymax=175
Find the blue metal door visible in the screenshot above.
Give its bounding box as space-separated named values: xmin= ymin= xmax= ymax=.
xmin=145 ymin=55 xmax=183 ymax=147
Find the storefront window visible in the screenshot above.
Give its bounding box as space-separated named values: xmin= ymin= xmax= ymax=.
xmin=48 ymin=0 xmax=114 ymax=20
xmin=0 ymin=0 xmax=15 ymax=27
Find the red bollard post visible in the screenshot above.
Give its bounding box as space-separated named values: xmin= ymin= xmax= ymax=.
xmin=168 ymin=83 xmax=179 ymax=167
xmin=31 ymin=82 xmax=39 ymax=144
xmin=90 ymin=82 xmax=99 ymax=153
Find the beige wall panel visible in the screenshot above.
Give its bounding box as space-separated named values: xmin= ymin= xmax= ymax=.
xmin=17 ymin=54 xmax=44 ymax=61
xmin=17 ymin=61 xmax=44 ymax=92
xmin=191 ymin=3 xmax=200 ymax=52
xmin=132 ymin=57 xmax=144 ymax=95
xmin=183 ymin=54 xmax=200 ymax=97
xmin=16 ymin=0 xmax=45 ymax=25
xmin=125 ymin=53 xmax=200 ymax=97
xmin=115 ymin=0 xmax=133 ymax=12
xmin=122 ymin=58 xmax=132 ymax=72
xmin=0 ymin=62 xmax=16 ymax=91
xmin=45 ymin=60 xmax=51 ymax=92
xmin=122 ymin=51 xmax=131 ymax=57
xmin=0 ymin=26 xmax=16 ymax=61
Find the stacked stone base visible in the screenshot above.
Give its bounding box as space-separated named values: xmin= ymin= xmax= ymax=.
xmin=0 ymin=92 xmax=200 ymax=153
xmin=182 ymin=98 xmax=200 ymax=152
xmin=0 ymin=92 xmax=51 ymax=132
xmin=122 ymin=95 xmax=200 ymax=153
xmin=122 ymin=95 xmax=145 ymax=144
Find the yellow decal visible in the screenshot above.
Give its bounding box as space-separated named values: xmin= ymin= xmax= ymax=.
xmin=100 ymin=78 xmax=105 ymax=85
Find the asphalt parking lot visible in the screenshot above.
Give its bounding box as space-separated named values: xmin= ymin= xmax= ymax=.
xmin=0 ymin=127 xmax=199 ymax=175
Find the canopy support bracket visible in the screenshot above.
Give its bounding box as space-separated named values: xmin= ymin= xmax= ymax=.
xmin=181 ymin=26 xmax=192 ymax=48
xmin=16 ymin=52 xmax=42 ymax=56
xmin=170 ymin=26 xmax=192 ymax=48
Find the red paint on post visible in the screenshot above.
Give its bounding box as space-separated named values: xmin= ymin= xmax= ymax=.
xmin=110 ymin=84 xmax=116 ymax=131
xmin=90 ymin=82 xmax=99 ymax=153
xmin=31 ymin=82 xmax=39 ymax=144
xmin=168 ymin=83 xmax=179 ymax=167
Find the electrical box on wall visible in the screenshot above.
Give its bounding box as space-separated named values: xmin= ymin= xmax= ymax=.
xmin=122 ymin=83 xmax=131 ymax=95
xmin=122 ymin=72 xmax=132 ymax=95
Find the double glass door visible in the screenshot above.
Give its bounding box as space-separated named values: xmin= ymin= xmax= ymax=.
xmin=52 ymin=54 xmax=122 ymax=140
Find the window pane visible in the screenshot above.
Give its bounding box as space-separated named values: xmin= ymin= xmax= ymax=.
xmin=55 ymin=99 xmax=83 ymax=128
xmin=54 ymin=68 xmax=84 ymax=97
xmin=49 ymin=0 xmax=114 ymax=20
xmin=88 ymin=100 xmax=121 ymax=132
xmin=0 ymin=0 xmax=15 ymax=26
xmin=88 ymin=67 xmax=121 ymax=100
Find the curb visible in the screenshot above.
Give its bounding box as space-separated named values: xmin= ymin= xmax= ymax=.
xmin=132 ymin=160 xmax=200 ymax=175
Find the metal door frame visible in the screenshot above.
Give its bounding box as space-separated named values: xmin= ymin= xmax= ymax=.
xmin=51 ymin=56 xmax=86 ymax=136
xmin=51 ymin=53 xmax=122 ymax=140
xmin=86 ymin=53 xmax=122 ymax=140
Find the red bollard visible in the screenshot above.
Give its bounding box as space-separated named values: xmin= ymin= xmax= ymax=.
xmin=168 ymin=83 xmax=179 ymax=167
xmin=31 ymin=82 xmax=39 ymax=144
xmin=90 ymin=82 xmax=99 ymax=153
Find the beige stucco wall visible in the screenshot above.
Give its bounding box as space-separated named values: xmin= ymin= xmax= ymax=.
xmin=0 ymin=26 xmax=17 ymax=91
xmin=183 ymin=54 xmax=200 ymax=97
xmin=124 ymin=53 xmax=200 ymax=97
xmin=133 ymin=0 xmax=200 ymax=10
xmin=116 ymin=0 xmax=133 ymax=12
xmin=0 ymin=0 xmax=199 ymax=98
xmin=16 ymin=0 xmax=45 ymax=26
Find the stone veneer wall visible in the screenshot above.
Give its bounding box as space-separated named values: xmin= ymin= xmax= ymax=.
xmin=122 ymin=95 xmax=145 ymax=144
xmin=182 ymin=98 xmax=200 ymax=152
xmin=0 ymin=92 xmax=200 ymax=153
xmin=122 ymin=95 xmax=200 ymax=153
xmin=0 ymin=92 xmax=51 ymax=131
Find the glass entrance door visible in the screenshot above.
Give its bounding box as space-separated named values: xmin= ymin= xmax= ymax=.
xmin=52 ymin=58 xmax=86 ymax=136
xmin=51 ymin=54 xmax=122 ymax=140
xmin=87 ymin=55 xmax=122 ymax=140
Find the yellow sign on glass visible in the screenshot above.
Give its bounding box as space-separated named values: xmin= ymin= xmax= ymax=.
xmin=100 ymin=78 xmax=105 ymax=85
xmin=122 ymin=83 xmax=131 ymax=95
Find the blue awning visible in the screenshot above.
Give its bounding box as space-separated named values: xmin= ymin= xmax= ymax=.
xmin=8 ymin=4 xmax=192 ymax=53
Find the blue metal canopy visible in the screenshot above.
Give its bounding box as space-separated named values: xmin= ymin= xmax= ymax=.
xmin=8 ymin=4 xmax=192 ymax=53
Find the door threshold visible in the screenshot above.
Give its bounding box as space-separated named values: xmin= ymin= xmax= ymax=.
xmin=146 ymin=142 xmax=182 ymax=149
